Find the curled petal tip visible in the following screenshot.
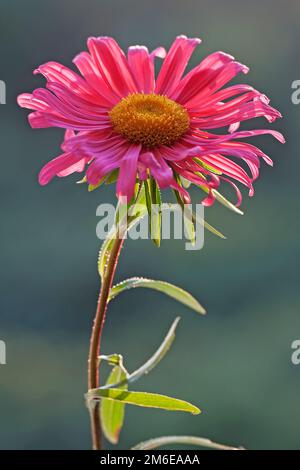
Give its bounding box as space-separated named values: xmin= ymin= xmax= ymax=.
xmin=280 ymin=135 xmax=286 ymax=144
xmin=38 ymin=172 xmax=49 ymax=186
xmin=87 ymin=36 xmax=96 ymax=46
xmin=242 ymin=64 xmax=250 ymax=74
xmin=261 ymin=94 xmax=270 ymax=104
xmin=151 ymin=47 xmax=167 ymax=59
xmin=229 ymin=122 xmax=240 ymax=133
xmin=16 ymin=94 xmax=25 ymax=106
xmin=218 ymin=51 xmax=235 ymax=61
xmin=176 ymin=34 xmax=202 ymax=45
xmin=130 ymin=45 xmax=149 ymax=53
xmin=190 ymin=37 xmax=202 ymax=45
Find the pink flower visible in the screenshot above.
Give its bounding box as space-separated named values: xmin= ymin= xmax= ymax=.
xmin=18 ymin=35 xmax=284 ymax=206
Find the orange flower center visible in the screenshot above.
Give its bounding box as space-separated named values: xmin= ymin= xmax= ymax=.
xmin=109 ymin=93 xmax=190 ymax=148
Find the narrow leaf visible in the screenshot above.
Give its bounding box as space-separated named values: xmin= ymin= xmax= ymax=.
xmin=183 ymin=205 xmax=196 ymax=245
xmin=193 ymin=157 xmax=223 ymax=175
xmin=100 ymin=364 xmax=128 ymax=444
xmin=211 ymin=189 xmax=244 ymax=215
xmin=98 ymin=234 xmax=116 ymax=279
xmin=193 ymin=210 xmax=226 ymax=240
xmin=109 ymin=277 xmax=206 ymax=314
xmin=101 ymin=317 xmax=181 ymax=390
xmin=173 ymin=189 xmax=196 ymax=245
xmin=132 ymin=435 xmax=242 ymax=451
xmin=180 ymin=176 xmax=192 ymax=188
xmin=144 ymin=179 xmax=152 ymax=218
xmin=144 ymin=179 xmax=162 ymax=247
xmin=76 ymin=176 xmax=87 ymax=184
xmin=98 ymin=188 xmax=148 ymax=278
xmin=88 ymin=175 xmax=107 ymax=192
xmin=128 ymin=317 xmax=180 ymax=384
xmin=105 ymin=169 xmax=119 ymax=185
xmin=90 ymin=389 xmax=200 ymax=415
xmin=151 ymin=178 xmax=162 ymax=248
xmin=98 ymin=354 xmax=123 ymax=367
xmin=195 ymin=171 xmax=243 ymax=215
xmin=173 ymin=185 xmax=225 ymax=240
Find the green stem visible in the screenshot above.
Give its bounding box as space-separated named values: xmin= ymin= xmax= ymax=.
xmin=88 ymin=234 xmax=125 ymax=450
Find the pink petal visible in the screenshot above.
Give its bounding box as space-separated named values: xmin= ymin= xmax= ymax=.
xmin=34 ymin=61 xmax=106 ymax=106
xmin=87 ymin=37 xmax=137 ymax=98
xmin=191 ymin=96 xmax=281 ymax=129
xmin=155 ymin=35 xmax=201 ymax=97
xmin=150 ymin=46 xmax=167 ymax=61
xmin=39 ymin=152 xmax=87 ymax=185
xmin=128 ymin=46 xmax=155 ymax=93
xmin=221 ymin=178 xmax=243 ymax=206
xmin=200 ymin=153 xmax=253 ymax=190
xmin=172 ymin=52 xmax=246 ymax=104
xmin=58 ymin=158 xmax=88 ymax=177
xmin=173 ymin=57 xmax=232 ymax=104
xmin=86 ymin=144 xmax=130 ymax=185
xmin=73 ymin=51 xmax=118 ymax=106
xmin=116 ymin=145 xmax=142 ymax=202
xmin=185 ymin=84 xmax=255 ymax=113
xmin=140 ymin=150 xmax=191 ymax=202
xmin=139 ymin=151 xmax=174 ymax=188
xmin=229 ymin=122 xmax=240 ymax=133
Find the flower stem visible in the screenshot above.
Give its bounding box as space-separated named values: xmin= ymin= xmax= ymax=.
xmin=88 ymin=234 xmax=125 ymax=450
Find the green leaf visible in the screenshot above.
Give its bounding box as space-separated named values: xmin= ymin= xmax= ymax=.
xmin=182 ymin=205 xmax=196 ymax=245
xmin=173 ymin=184 xmax=225 ymax=241
xmin=144 ymin=179 xmax=152 ymax=218
xmin=105 ymin=169 xmax=119 ymax=185
xmin=88 ymin=175 xmax=107 ymax=192
xmin=180 ymin=176 xmax=192 ymax=188
xmin=173 ymin=189 xmax=196 ymax=245
xmin=211 ymin=189 xmax=244 ymax=215
xmin=144 ymin=179 xmax=162 ymax=247
xmin=192 ymin=209 xmax=226 ymax=240
xmin=76 ymin=176 xmax=87 ymax=184
xmin=193 ymin=157 xmax=223 ymax=176
xmin=90 ymin=389 xmax=200 ymax=415
xmin=101 ymin=317 xmax=181 ymax=390
xmin=132 ymin=435 xmax=242 ymax=450
xmin=98 ymin=354 xmax=124 ymax=367
xmin=194 ymin=171 xmax=243 ymax=216
xmin=199 ymin=184 xmax=243 ymax=216
xmin=109 ymin=277 xmax=206 ymax=314
xmin=150 ymin=178 xmax=162 ymax=247
xmin=98 ymin=189 xmax=148 ymax=278
xmin=128 ymin=317 xmax=180 ymax=384
xmin=98 ymin=234 xmax=116 ymax=279
xmin=100 ymin=363 xmax=129 ymax=444
xmin=126 ymin=184 xmax=148 ymax=225
xmin=114 ymin=201 xmax=130 ymax=227
xmin=88 ymin=169 xmax=121 ymax=191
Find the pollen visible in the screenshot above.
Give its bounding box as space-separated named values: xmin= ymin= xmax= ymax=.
xmin=109 ymin=93 xmax=190 ymax=148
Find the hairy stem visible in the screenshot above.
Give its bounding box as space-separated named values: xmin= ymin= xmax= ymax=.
xmin=88 ymin=234 xmax=125 ymax=450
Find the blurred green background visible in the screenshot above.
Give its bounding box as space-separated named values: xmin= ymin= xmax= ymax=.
xmin=0 ymin=0 xmax=299 ymax=450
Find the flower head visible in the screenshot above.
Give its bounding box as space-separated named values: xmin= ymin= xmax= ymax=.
xmin=18 ymin=35 xmax=284 ymax=206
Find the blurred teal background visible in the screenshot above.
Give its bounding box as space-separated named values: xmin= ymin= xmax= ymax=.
xmin=0 ymin=0 xmax=299 ymax=450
